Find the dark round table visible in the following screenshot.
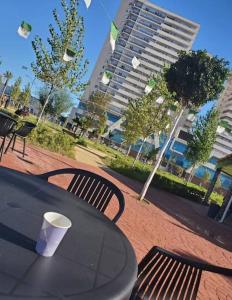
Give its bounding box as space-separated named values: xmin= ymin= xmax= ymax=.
xmin=0 ymin=167 xmax=137 ymax=300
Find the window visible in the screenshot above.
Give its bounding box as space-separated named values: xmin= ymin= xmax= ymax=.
xmin=208 ymin=157 xmax=218 ymax=165
xmin=178 ymin=130 xmax=192 ymax=142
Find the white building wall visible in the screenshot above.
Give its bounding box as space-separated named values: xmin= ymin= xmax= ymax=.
xmin=69 ymin=0 xmax=199 ymax=123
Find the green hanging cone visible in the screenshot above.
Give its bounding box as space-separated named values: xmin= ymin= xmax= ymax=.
xmin=17 ymin=21 xmax=32 ymax=39
xmin=144 ymin=79 xmax=156 ymax=94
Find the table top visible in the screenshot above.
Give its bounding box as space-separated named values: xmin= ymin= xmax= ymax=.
xmin=0 ymin=167 xmax=137 ymax=300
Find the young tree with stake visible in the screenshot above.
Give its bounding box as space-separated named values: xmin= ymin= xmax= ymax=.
xmin=0 ymin=71 xmax=13 ymax=103
xmin=185 ymin=108 xmax=219 ymax=181
xmin=123 ymin=74 xmax=177 ymax=164
xmin=11 ymin=77 xmax=22 ymax=107
xmin=139 ymin=50 xmax=230 ymax=201
xmin=31 ymin=0 xmax=88 ymax=124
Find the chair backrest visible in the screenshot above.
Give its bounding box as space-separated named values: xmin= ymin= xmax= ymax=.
xmin=38 ymin=168 xmax=125 ymax=223
xmin=0 ymin=114 xmax=17 ymax=137
xmin=16 ymin=122 xmax=36 ymax=137
xmin=130 ymin=246 xmax=232 ymax=300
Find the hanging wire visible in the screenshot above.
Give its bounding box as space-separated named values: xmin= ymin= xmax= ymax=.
xmin=98 ymin=0 xmax=112 ymax=23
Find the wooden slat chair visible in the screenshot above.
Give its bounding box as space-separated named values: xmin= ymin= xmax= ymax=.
xmin=130 ymin=246 xmax=232 ymax=300
xmin=38 ymin=168 xmax=125 ymax=223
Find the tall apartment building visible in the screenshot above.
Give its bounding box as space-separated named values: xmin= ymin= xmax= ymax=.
xmin=213 ymin=73 xmax=232 ymax=159
xmin=69 ymin=0 xmax=200 ymax=127
xmin=167 ymin=74 xmax=232 ymax=189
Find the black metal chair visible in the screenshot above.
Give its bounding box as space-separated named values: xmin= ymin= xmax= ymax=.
xmin=130 ymin=246 xmax=232 ymax=300
xmin=0 ymin=113 xmax=17 ymax=161
xmin=38 ymin=168 xmax=125 ymax=223
xmin=5 ymin=121 xmax=36 ymax=157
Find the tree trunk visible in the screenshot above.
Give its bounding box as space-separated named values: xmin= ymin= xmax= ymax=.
xmin=126 ymin=145 xmax=131 ymax=156
xmin=166 ymin=152 xmax=173 ymax=171
xmin=139 ymin=109 xmax=184 ymax=201
xmin=36 ymin=85 xmax=54 ymax=125
xmin=0 ymin=79 xmax=9 ymax=103
xmin=132 ymin=138 xmax=146 ymax=167
xmin=187 ymin=166 xmax=195 ymax=182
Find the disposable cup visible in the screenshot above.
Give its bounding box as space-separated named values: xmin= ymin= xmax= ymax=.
xmin=35 ymin=212 xmax=72 ymax=257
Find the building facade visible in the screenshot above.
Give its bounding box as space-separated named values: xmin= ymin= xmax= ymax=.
xmin=167 ymin=74 xmax=232 ymax=189
xmin=68 ymin=0 xmax=199 ymax=127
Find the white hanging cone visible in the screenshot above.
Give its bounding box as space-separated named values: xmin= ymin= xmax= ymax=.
xmin=216 ymin=126 xmax=225 ymax=134
xmin=145 ymin=79 xmax=156 ymax=95
xmin=187 ymin=114 xmax=195 ymax=121
xmin=145 ymin=85 xmax=152 ymax=95
xmin=84 ymin=0 xmax=91 ymax=8
xmin=156 ymin=96 xmax=164 ymax=104
xmin=167 ymin=110 xmax=172 ymax=116
xmin=17 ymin=21 xmax=32 ymax=39
xmin=166 ymin=124 xmax=170 ymax=129
xmin=63 ymin=49 xmax=76 ymax=62
xmin=217 ymin=120 xmax=231 ymax=134
xmin=101 ymin=71 xmax=112 ymax=85
xmin=132 ymin=56 xmax=140 ymax=69
xmin=110 ymin=22 xmax=119 ymax=53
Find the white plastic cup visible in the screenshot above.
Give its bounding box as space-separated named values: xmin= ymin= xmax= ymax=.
xmin=36 ymin=212 xmax=72 ymax=257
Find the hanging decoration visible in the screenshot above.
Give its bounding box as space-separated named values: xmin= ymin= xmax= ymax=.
xmin=63 ymin=48 xmax=76 ymax=62
xmin=101 ymin=71 xmax=112 ymax=85
xmin=167 ymin=109 xmax=172 ymax=116
xmin=217 ymin=120 xmax=231 ymax=134
xmin=84 ymin=0 xmax=91 ymax=9
xmin=187 ymin=109 xmax=198 ymax=121
xmin=165 ymin=124 xmax=170 ymax=129
xmin=145 ymin=79 xmax=156 ymax=94
xmin=17 ymin=21 xmax=32 ymax=39
xmin=156 ymin=96 xmax=164 ymax=104
xmin=132 ymin=56 xmax=140 ymax=69
xmin=110 ymin=22 xmax=119 ymax=53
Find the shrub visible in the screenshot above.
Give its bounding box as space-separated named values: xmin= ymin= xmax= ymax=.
xmin=29 ymin=123 xmax=75 ymax=158
xmin=76 ymin=137 xmax=87 ymax=147
xmin=108 ymin=155 xmax=223 ymax=205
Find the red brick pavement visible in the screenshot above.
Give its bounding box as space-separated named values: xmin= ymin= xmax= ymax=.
xmin=1 ymin=141 xmax=232 ymax=299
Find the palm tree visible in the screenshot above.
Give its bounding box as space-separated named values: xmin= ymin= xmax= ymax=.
xmin=0 ymin=71 xmax=13 ymax=104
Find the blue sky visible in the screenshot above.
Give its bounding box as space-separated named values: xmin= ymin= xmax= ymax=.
xmin=0 ymin=0 xmax=231 ymax=110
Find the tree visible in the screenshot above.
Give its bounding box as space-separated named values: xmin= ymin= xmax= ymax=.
xmin=85 ymin=91 xmax=111 ymax=137
xmin=31 ymin=0 xmax=88 ymax=123
xmin=185 ymin=108 xmax=219 ymax=181
xmin=86 ymin=92 xmax=110 ymax=122
xmin=123 ymin=74 xmax=177 ymax=163
xmin=38 ymin=87 xmax=73 ymax=118
xmin=201 ymin=171 xmax=211 ymax=186
xmin=18 ymin=83 xmax=31 ymax=107
xmin=140 ymin=50 xmax=230 ymax=201
xmin=143 ymin=147 xmax=160 ymax=164
xmin=38 ymin=87 xmax=54 ymax=116
xmin=79 ymin=116 xmax=92 ymax=136
xmin=51 ymin=89 xmax=73 ymax=117
xmin=0 ymin=71 xmax=13 ymax=103
xmin=11 ymin=77 xmax=22 ymax=107
xmin=96 ymin=112 xmax=107 ymax=138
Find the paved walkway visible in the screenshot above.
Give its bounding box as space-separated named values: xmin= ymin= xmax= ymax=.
xmin=1 ymin=141 xmax=232 ymax=299
xmin=74 ymin=145 xmax=106 ymax=167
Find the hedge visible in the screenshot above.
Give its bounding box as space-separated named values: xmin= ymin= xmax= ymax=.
xmin=29 ymin=123 xmax=76 ymax=158
xmin=108 ymin=155 xmax=224 ymax=206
